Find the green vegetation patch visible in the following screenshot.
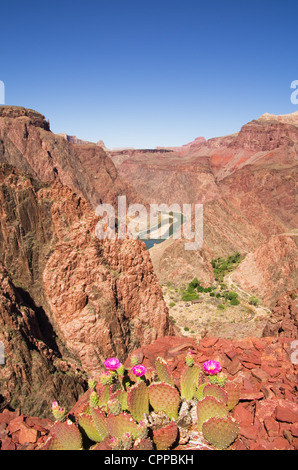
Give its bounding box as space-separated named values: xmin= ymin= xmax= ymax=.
xmin=211 ymin=252 xmax=243 ymax=282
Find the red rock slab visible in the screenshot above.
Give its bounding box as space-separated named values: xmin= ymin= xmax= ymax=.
xmin=255 ymin=398 xmax=279 ymax=421
xmin=232 ymin=403 xmax=254 ymax=426
xmin=270 ymin=437 xmax=291 ymax=450
xmin=292 ymin=438 xmax=298 ymax=450
xmin=275 ymin=401 xmax=298 ymax=424
xmin=198 ymin=337 xmax=219 ymax=348
xmin=251 ymin=368 xmax=269 ymax=383
xmin=261 ymin=364 xmax=282 ymax=378
xmin=25 ymin=417 xmax=53 ymax=432
xmin=239 ymin=423 xmax=260 ymax=440
xmin=226 ymin=357 xmax=242 ymax=375
xmin=7 ymin=415 xmax=24 ymax=434
xmin=1 ymin=436 xmax=16 ymax=450
xmin=291 ymin=422 xmax=298 ymax=437
xmin=240 ymin=390 xmax=264 ymax=401
xmin=18 ymin=423 xmax=39 ymax=445
xmin=0 ymin=409 xmax=20 ymax=425
xmin=223 ymin=348 xmax=238 ymax=360
xmin=263 ymin=417 xmax=280 ymax=437
xmin=233 ymin=339 xmax=254 ymax=350
xmin=253 ymin=340 xmax=268 ymax=351
xmin=249 ymin=439 xmax=275 ymax=450
xmin=240 ymin=352 xmax=262 ymax=366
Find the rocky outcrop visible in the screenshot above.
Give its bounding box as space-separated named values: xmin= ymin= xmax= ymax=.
xmin=263 ymin=291 xmax=298 ymax=338
xmin=0 ymin=105 xmax=142 ymax=209
xmin=0 ymin=262 xmax=86 ymax=418
xmin=109 ymin=112 xmax=298 ymax=295
xmin=230 ymin=235 xmax=298 ymax=308
xmin=0 ymin=106 xmax=50 ymax=131
xmin=229 ymin=119 xmax=298 ymax=152
xmin=0 ymin=164 xmax=173 ymax=415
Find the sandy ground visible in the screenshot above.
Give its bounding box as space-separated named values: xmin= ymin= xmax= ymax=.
xmin=162 ymin=280 xmax=270 ymax=342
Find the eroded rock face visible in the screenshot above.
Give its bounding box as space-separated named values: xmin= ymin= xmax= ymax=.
xmin=0 ymin=164 xmax=173 ymax=414
xmin=262 ymin=291 xmax=298 ymax=338
xmin=230 ymin=235 xmax=298 ymax=308
xmin=0 ymin=106 xmax=142 ymax=209
xmin=0 ymin=262 xmax=86 ymax=418
xmin=109 ymin=112 xmax=298 ymax=296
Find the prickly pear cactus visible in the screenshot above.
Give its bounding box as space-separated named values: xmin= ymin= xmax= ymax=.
xmin=194 ymin=383 xmax=207 ymax=401
xmin=202 ymin=416 xmax=239 ymax=449
xmin=197 ymin=396 xmax=228 ymax=432
xmin=224 ymin=381 xmax=240 ymax=411
xmin=180 ymin=364 xmax=202 ymax=400
xmin=48 ymin=420 xmax=83 ymax=450
xmin=152 ymin=422 xmax=178 ymax=450
xmin=202 ymin=383 xmax=228 ymax=403
xmin=78 ymin=410 xmax=105 ymax=443
xmin=127 ymin=380 xmax=149 ymax=422
xmin=207 ymin=372 xmax=227 ymax=387
xmin=106 ymin=412 xmax=142 ymax=440
xmin=148 ymin=382 xmax=180 ymax=420
xmin=133 ymin=438 xmax=154 ymax=450
xmin=155 ymin=357 xmax=175 ymax=385
xmin=47 ymin=351 xmax=241 ymax=451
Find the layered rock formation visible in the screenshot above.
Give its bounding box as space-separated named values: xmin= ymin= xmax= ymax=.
xmin=0 ymin=262 xmax=86 ymax=417
xmin=263 ymin=291 xmax=298 ymax=338
xmin=109 ymin=112 xmax=298 ymax=298
xmin=0 ymin=163 xmax=173 ymax=416
xmin=230 ymin=235 xmax=298 ymax=308
xmin=0 ymin=106 xmax=142 ymax=209
xmin=0 ymin=105 xmax=297 ymax=426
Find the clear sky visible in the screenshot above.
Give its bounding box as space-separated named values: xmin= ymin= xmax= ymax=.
xmin=1 ymin=0 xmax=298 ymax=148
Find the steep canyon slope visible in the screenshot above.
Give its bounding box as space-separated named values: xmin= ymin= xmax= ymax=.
xmin=0 ymin=107 xmax=173 ymax=416
xmin=108 ymin=112 xmax=298 ymax=307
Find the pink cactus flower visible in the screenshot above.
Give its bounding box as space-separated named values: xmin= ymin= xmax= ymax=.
xmin=104 ymin=357 xmax=122 ymax=370
xmin=203 ymin=360 xmax=222 ymax=376
xmin=132 ymin=364 xmax=147 ymax=377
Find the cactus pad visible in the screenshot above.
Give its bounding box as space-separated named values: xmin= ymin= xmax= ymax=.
xmin=155 ymin=357 xmax=174 ymax=385
xmin=127 ymin=380 xmax=149 ymax=422
xmin=49 ymin=420 xmax=82 ymax=450
xmin=203 ymin=384 xmax=228 ymax=403
xmin=106 ymin=412 xmax=140 ymax=439
xmin=78 ymin=412 xmax=104 ymax=443
xmin=202 ymin=416 xmax=239 ymax=449
xmin=224 ymin=382 xmax=240 ymax=411
xmin=90 ymin=407 xmax=108 ymax=440
xmin=133 ymin=438 xmax=154 ymax=450
xmin=180 ymin=365 xmax=201 ymax=400
xmin=148 ymin=382 xmax=180 ymax=420
xmin=197 ymin=396 xmax=228 ymax=432
xmin=194 ymin=383 xmax=207 ymax=401
xmin=112 ymin=389 xmax=128 ymax=411
xmin=152 ymin=422 xmax=178 ymax=450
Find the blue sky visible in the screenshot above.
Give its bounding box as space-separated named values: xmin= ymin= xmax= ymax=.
xmin=1 ymin=0 xmax=298 ymax=148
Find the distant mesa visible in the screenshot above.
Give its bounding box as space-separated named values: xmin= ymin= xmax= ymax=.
xmin=0 ymin=105 xmax=50 ymax=130
xmin=58 ymin=133 xmax=108 ymax=150
xmin=258 ymin=111 xmax=298 ymax=126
